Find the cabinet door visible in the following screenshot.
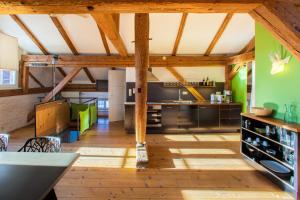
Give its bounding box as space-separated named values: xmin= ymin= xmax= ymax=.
xmin=124 ymin=105 xmax=135 ymax=132
xmin=198 ymin=105 xmax=219 ymax=128
xmin=162 ymin=105 xmax=179 ymax=129
xmin=177 ymin=105 xmax=198 ymax=129
xmin=220 ymin=105 xmax=241 ymax=128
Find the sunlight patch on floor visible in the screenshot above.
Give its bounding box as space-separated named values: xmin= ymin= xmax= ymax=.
xmin=172 ymin=158 xmax=255 ymax=170
xmin=73 ymin=156 xmax=136 ymax=168
xmin=164 ymin=134 xmax=240 ymax=142
xmin=75 ymin=147 xmax=136 ymax=157
xmin=181 ymin=189 xmax=293 ymax=200
xmin=169 ymin=148 xmax=236 ymax=155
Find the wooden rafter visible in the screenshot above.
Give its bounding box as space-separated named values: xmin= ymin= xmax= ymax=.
xmin=50 ymin=15 xmax=95 ymax=83
xmin=166 ymin=67 xmax=205 ymax=101
xmin=42 ymin=67 xmax=82 ymax=102
xmin=29 ymin=71 xmax=45 ymax=88
xmin=50 ymin=16 xmax=78 ymax=54
xmin=172 ymin=13 xmax=188 ymax=56
xmin=204 ymin=13 xmax=233 ymax=56
xmin=240 ymin=37 xmax=255 ymax=54
xmin=0 ymin=1 xmax=262 ymax=14
xmin=22 ymin=55 xmax=228 ymax=67
xmin=170 ymin=12 xmax=205 ymax=101
xmin=227 ymin=51 xmax=255 ymax=65
xmin=229 ymin=63 xmax=246 ymax=80
xmin=92 ymin=13 xmax=128 ymax=57
xmin=250 ymin=1 xmax=300 ymax=60
xmin=10 ymin=14 xmax=67 ymax=78
xmin=10 ymin=14 xmax=49 ymax=54
xmin=98 ymin=27 xmax=111 ymax=56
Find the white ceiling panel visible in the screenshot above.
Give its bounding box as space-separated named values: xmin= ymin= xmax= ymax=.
xmin=17 ymin=14 xmax=72 ymax=54
xmin=0 ymin=15 xmax=42 ymax=54
xmin=120 ymin=14 xmax=135 ymax=54
xmin=57 ymin=14 xmax=107 ymax=54
xmin=211 ymin=14 xmax=255 ymax=54
xmin=149 ymin=13 xmax=182 ymax=54
xmin=177 ymin=13 xmax=227 ymax=55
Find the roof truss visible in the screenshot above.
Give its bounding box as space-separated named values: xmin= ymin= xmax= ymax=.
xmin=50 ymin=15 xmax=95 ymax=83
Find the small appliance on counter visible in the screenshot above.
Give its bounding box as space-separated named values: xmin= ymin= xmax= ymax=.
xmin=223 ymin=90 xmax=232 ymax=103
xmin=210 ymin=90 xmax=232 ymax=103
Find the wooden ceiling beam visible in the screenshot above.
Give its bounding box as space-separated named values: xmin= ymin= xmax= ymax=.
xmin=0 ymin=1 xmax=262 ymax=14
xmin=98 ymin=27 xmax=111 ymax=56
xmin=11 ymin=14 xmax=68 ymax=78
xmin=250 ymin=1 xmax=300 ymax=60
xmin=227 ymin=51 xmax=255 ymax=65
xmin=22 ymin=55 xmax=228 ymax=67
xmin=204 ymin=13 xmax=233 ymax=56
xmin=240 ymin=37 xmax=255 ymax=54
xmin=170 ymin=12 xmax=205 ymax=101
xmin=50 ymin=16 xmax=78 ymax=55
xmin=229 ymin=63 xmax=246 ymax=80
xmin=92 ymin=13 xmax=128 ymax=56
xmin=172 ymin=13 xmax=188 ymax=56
xmin=10 ymin=14 xmax=49 ymax=54
xmin=50 ymin=15 xmax=95 ymax=83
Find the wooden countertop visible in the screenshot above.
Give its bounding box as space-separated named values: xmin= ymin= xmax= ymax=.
xmin=124 ymin=101 xmax=242 ymax=106
xmin=241 ymin=113 xmax=300 ymax=133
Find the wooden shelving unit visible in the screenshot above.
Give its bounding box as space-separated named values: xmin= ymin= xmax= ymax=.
xmin=241 ymin=113 xmax=299 ymax=198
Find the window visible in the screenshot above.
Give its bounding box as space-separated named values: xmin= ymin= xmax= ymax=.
xmin=0 ymin=69 xmax=17 ymax=87
xmin=98 ymin=98 xmax=109 ymax=111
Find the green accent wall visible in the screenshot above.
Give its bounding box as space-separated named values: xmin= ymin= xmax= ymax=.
xmin=231 ymin=65 xmax=248 ymax=112
xmin=255 ymin=23 xmax=300 ymax=123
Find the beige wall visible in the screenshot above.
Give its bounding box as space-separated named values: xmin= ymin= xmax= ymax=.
xmin=108 ymin=70 xmax=126 ymax=122
xmin=0 ymin=93 xmax=44 ymax=132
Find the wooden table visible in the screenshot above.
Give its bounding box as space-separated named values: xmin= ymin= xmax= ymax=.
xmin=0 ymin=152 xmax=79 ymax=200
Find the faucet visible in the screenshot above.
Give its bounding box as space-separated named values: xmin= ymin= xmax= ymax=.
xmin=178 ymin=88 xmax=182 ymax=101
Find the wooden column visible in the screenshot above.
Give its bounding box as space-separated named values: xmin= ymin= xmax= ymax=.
xmin=135 ymin=13 xmax=149 ymax=146
xmin=22 ymin=65 xmax=29 ymax=93
xmin=225 ymin=65 xmax=231 ymax=90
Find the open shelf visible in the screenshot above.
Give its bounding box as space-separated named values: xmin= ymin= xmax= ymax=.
xmin=241 ymin=140 xmax=294 ymax=170
xmin=242 ymin=127 xmax=294 ymax=151
xmin=241 ymin=152 xmax=295 ymax=190
xmin=241 ymin=113 xmax=299 ymax=198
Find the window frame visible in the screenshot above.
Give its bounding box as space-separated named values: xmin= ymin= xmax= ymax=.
xmin=0 ymin=68 xmax=19 ymax=89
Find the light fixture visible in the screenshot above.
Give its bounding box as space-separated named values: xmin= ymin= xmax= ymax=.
xmin=269 ymin=50 xmax=290 ymax=75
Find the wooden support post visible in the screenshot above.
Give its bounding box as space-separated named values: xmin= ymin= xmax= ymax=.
xmin=135 ymin=13 xmax=149 ymax=167
xmin=225 ymin=65 xmax=231 ymax=90
xmin=22 ymin=65 xmax=29 ymax=93
xmin=135 ymin=13 xmax=148 ymax=145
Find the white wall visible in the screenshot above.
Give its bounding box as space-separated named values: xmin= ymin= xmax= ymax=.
xmin=108 ymin=70 xmax=126 ymax=122
xmin=0 ymin=93 xmax=44 ymax=132
xmin=126 ymin=67 xmax=225 ymax=82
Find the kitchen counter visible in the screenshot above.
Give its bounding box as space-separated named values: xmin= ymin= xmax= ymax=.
xmin=124 ymin=101 xmax=241 ymax=106
xmin=124 ymin=101 xmax=242 ymax=133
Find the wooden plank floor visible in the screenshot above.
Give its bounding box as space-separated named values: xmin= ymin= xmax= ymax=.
xmin=8 ymin=119 xmax=294 ymax=200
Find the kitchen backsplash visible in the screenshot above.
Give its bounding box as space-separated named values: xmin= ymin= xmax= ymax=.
xmin=126 ymin=82 xmax=224 ymax=102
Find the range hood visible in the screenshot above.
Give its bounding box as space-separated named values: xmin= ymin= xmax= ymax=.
xmin=147 ymin=67 xmax=159 ymax=82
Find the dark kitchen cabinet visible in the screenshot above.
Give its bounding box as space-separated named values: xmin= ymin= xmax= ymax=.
xmin=124 ymin=105 xmax=135 ymax=132
xmin=220 ymin=104 xmax=241 ymax=129
xmin=198 ymin=105 xmax=219 ymax=129
xmin=161 ymin=105 xmax=179 ymax=129
xmin=177 ymin=105 xmax=198 ymax=129
xmin=125 ymin=103 xmax=241 ymax=133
